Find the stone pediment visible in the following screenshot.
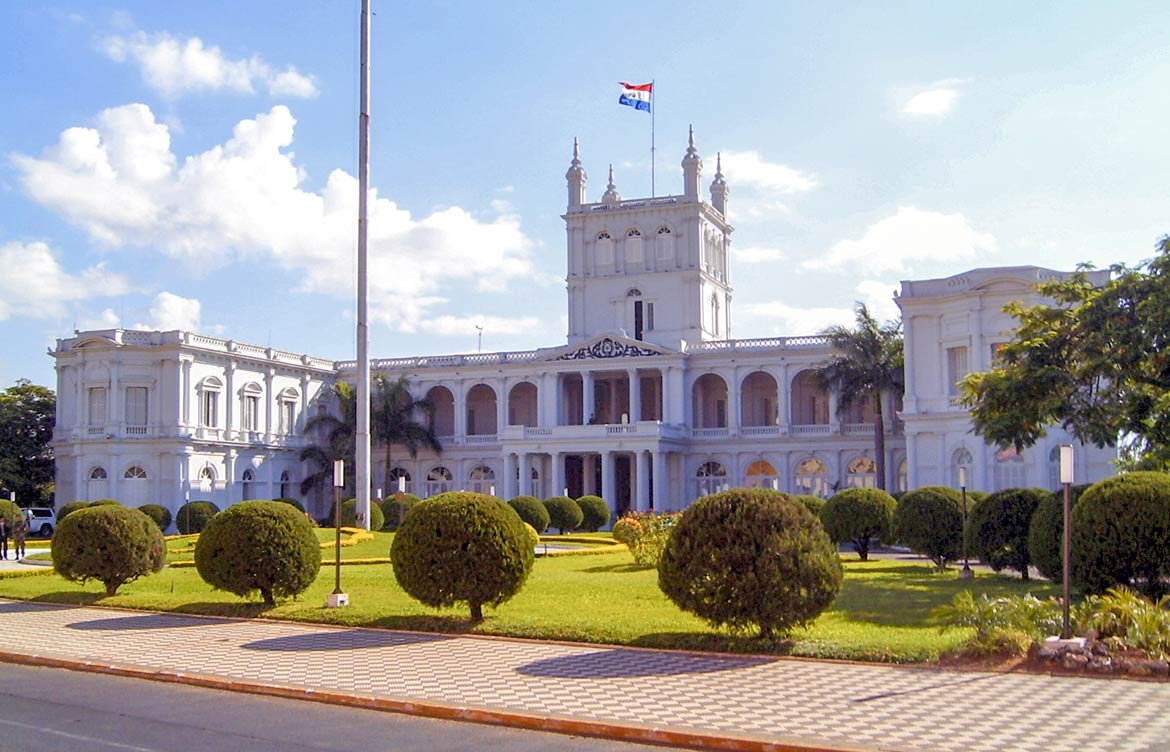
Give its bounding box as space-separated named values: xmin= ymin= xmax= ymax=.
xmin=545 ymin=335 xmax=675 ymax=362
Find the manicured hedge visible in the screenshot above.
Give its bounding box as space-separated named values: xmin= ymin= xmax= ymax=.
xmin=575 ymin=495 xmax=611 ymax=532
xmin=175 ymin=501 xmax=220 ymax=534
xmin=966 ymin=487 xmax=1048 ymax=579
xmin=820 ymin=488 xmax=896 ymax=561
xmin=137 ymin=504 xmax=172 ymax=532
xmin=892 ymin=486 xmax=963 ymax=570
xmin=543 ymin=495 xmax=583 ymax=534
xmin=51 ymin=505 xmax=166 ymax=595
xmin=1073 ymin=472 xmax=1170 ymax=597
xmin=1028 ymin=485 xmax=1089 ymax=582
xmin=507 ymin=495 xmax=550 ymax=533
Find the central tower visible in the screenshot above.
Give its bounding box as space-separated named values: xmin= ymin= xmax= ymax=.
xmin=563 ymin=128 xmax=733 ymax=350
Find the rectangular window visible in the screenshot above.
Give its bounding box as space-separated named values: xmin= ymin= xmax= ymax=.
xmin=88 ymin=387 xmax=107 ymax=426
xmin=633 ymin=301 xmax=644 ymax=341
xmin=946 ymin=346 xmax=969 ymax=396
xmin=201 ymin=391 xmax=219 ymax=428
xmin=242 ymin=395 xmax=259 ymax=431
xmin=124 ymin=387 xmax=148 ymax=426
xmin=646 ymin=302 xmax=654 ymax=331
xmin=280 ymin=401 xmax=296 ymax=434
xmin=626 ymin=235 xmax=643 ymax=263
xmin=655 ymin=234 xmax=673 ymax=261
xmin=596 ymin=237 xmax=614 ymax=266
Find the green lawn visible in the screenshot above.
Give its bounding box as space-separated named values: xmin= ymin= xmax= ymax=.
xmin=0 ymin=532 xmax=1059 ymax=663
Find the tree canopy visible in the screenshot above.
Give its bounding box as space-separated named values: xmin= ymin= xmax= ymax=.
xmin=962 ymin=236 xmax=1170 ymax=466
xmin=0 ymin=379 xmax=55 ymax=505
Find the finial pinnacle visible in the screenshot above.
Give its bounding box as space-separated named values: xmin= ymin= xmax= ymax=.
xmin=689 ymin=125 xmax=695 ymax=149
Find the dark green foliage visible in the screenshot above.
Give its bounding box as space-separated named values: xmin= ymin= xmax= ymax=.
xmin=507 ymin=495 xmax=549 ymax=533
xmin=893 ymin=486 xmax=963 ymax=570
xmin=1029 ymin=485 xmax=1090 ymax=582
xmin=820 ymin=488 xmax=896 ymax=561
xmin=1073 ymin=473 xmax=1170 ymax=598
xmin=967 ymin=488 xmax=1048 ymax=579
xmin=137 ymin=504 xmax=172 ymax=532
xmin=88 ymin=499 xmax=121 ymax=507
xmin=56 ymin=501 xmax=90 ymax=522
xmin=337 ymin=498 xmax=385 ymax=531
xmin=966 ymin=490 xmax=989 ymax=505
xmin=273 ymin=497 xmax=305 ymax=512
xmin=543 ymin=495 xmax=583 ymax=534
xmin=0 ymin=379 xmax=55 ymax=506
xmin=194 ymin=501 xmax=321 ymax=606
xmin=575 ymin=495 xmax=610 ymax=532
xmin=0 ymin=499 xmax=20 ymax=525
xmin=793 ymin=494 xmax=826 ymax=517
xmin=175 ymin=501 xmax=220 ymax=534
xmin=390 ymin=491 xmax=534 ymax=621
xmin=657 ymin=488 xmax=843 ymax=638
xmin=51 ymin=505 xmax=166 ymax=595
xmin=379 ymin=493 xmax=421 ymax=530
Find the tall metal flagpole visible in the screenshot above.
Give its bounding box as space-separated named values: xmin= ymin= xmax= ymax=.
xmin=356 ymin=0 xmax=372 ymax=531
xmin=650 ymin=79 xmax=656 ymax=198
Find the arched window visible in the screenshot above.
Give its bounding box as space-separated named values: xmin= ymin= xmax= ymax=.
xmin=241 ymin=468 xmax=255 ymax=500
xmin=87 ymin=466 xmax=109 ymax=502
xmin=655 ymin=225 xmax=674 ymax=262
xmin=791 ymin=371 xmax=829 ymax=426
xmin=952 ymin=447 xmax=974 ymax=488
xmin=466 ymin=384 xmax=498 ymax=436
xmin=794 ymin=457 xmax=830 ymax=498
xmin=695 ymin=460 xmax=728 ymax=498
xmin=387 ymin=467 xmax=412 ymax=496
xmin=740 ymin=371 xmax=779 ymax=427
xmin=691 ymin=373 xmax=728 ymax=428
xmin=468 ymin=465 xmax=496 ymax=496
xmin=124 ymin=466 xmax=147 ymax=479
xmin=745 ymin=460 xmax=778 ymax=489
xmin=897 ymin=458 xmax=909 ymax=493
xmin=198 ymin=465 xmax=216 ymax=493
xmin=279 ymin=470 xmax=291 ymax=499
xmin=277 ymin=387 xmax=299 ymax=434
xmin=426 ymin=466 xmax=454 ymax=497
xmin=626 ymin=227 xmax=643 ymax=262
xmin=198 ymin=377 xmax=223 ymax=428
xmin=596 ymin=231 xmax=614 ymax=266
xmin=89 ymin=466 xmax=108 ymax=480
xmin=240 ymin=382 xmax=262 ymax=432
xmin=846 ymin=456 xmax=877 ymax=489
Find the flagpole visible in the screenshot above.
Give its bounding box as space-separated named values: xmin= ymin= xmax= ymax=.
xmin=355 ymin=0 xmax=372 ymax=531
xmin=650 ymin=79 xmax=656 ymax=198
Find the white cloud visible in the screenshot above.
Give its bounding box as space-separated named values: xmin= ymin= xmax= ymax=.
xmin=79 ymin=308 xmax=121 ymax=330
xmin=13 ymin=104 xmax=537 ymax=334
xmin=134 ymin=291 xmax=201 ymax=331
xmin=417 ymin=314 xmax=543 ymax=338
xmin=0 ymin=241 xmax=129 ymax=320
xmin=902 ymin=80 xmax=964 ymax=117
xmin=803 ymin=206 xmax=997 ymax=274
xmin=853 ymin=279 xmax=903 ymax=323
xmin=732 ymin=246 xmax=786 ymax=264
xmin=740 ymin=279 xmax=902 ymax=336
xmin=100 ymin=31 xmax=318 ymax=99
xmin=719 ymin=150 xmax=817 ymax=193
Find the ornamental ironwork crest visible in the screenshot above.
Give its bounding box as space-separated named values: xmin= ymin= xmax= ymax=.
xmin=554 ymin=337 xmax=660 ymax=360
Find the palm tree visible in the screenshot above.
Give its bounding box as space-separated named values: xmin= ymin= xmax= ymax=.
xmin=816 ymin=304 xmax=905 ymax=491
xmin=299 ymin=381 xmax=357 ymax=496
xmin=372 ymin=375 xmax=442 ymax=495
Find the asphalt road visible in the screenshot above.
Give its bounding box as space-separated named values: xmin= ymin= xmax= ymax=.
xmin=0 ymin=663 xmax=670 ymax=752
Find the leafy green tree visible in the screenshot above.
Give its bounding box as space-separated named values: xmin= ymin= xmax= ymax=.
xmin=372 ymin=375 xmax=441 ymax=495
xmin=962 ymin=236 xmax=1170 ymax=461
xmin=0 ymin=380 xmax=55 ymax=505
xmin=299 ymin=381 xmax=357 ymax=495
xmin=816 ymin=305 xmax=904 ymax=491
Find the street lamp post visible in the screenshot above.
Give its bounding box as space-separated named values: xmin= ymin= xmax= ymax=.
xmin=326 ymin=459 xmax=349 ymax=608
xmin=1060 ymin=445 xmax=1074 ymax=639
xmin=958 ymin=466 xmax=973 ymax=580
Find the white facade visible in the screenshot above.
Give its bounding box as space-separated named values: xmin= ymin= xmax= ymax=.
xmin=51 ymin=133 xmax=1116 ymax=521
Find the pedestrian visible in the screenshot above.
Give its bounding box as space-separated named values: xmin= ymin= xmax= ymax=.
xmin=12 ymin=515 xmax=27 ymax=560
xmin=0 ymin=515 xmax=8 ymax=561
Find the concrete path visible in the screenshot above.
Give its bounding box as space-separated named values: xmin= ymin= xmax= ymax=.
xmin=1 ymin=598 xmax=1168 ymax=752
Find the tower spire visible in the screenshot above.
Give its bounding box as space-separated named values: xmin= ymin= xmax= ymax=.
xmin=566 ymin=137 xmax=587 ymax=208
xmin=710 ymin=151 xmax=729 ymax=216
xmin=602 ymin=163 xmax=621 ymax=205
xmin=682 ymin=125 xmax=702 ymax=200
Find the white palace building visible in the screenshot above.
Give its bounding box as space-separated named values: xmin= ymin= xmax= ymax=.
xmin=50 ymin=132 xmax=1116 ymax=519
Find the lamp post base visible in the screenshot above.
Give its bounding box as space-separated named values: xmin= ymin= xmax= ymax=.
xmin=1044 ymin=635 xmax=1085 ymax=650
xmin=958 ymin=566 xmax=975 ymax=580
xmin=326 ymin=592 xmax=350 ymax=608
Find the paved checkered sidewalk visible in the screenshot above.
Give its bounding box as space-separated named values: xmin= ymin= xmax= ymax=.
xmin=1 ymin=599 xmax=1168 ymax=752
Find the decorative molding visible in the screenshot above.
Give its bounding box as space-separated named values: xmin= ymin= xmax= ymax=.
xmin=554 ymin=337 xmax=661 ymax=361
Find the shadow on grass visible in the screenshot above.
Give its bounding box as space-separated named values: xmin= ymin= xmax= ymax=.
xmin=629 ymin=631 xmax=798 ymax=656
xmin=581 ymin=562 xmax=652 ymax=574
xmin=365 ymin=613 xmax=486 ymax=635
xmin=517 ymin=647 xmax=774 ymax=678
xmin=243 ymin=629 xmax=451 ymax=652
xmin=30 ymin=591 xmax=106 ymax=607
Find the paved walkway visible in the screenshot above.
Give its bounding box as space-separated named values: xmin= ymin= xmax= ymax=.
xmin=1 ymin=600 xmax=1168 ymax=752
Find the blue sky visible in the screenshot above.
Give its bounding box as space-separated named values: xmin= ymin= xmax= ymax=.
xmin=2 ymin=1 xmax=1168 ymax=389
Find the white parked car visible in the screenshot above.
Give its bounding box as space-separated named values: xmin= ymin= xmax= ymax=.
xmin=23 ymin=507 xmax=56 ymax=537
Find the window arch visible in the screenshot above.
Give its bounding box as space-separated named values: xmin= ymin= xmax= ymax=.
xmin=846 ymin=456 xmax=877 ymax=489
xmin=277 ymin=387 xmax=299 ymax=434
xmin=198 ymin=465 xmax=217 ymax=494
xmin=468 ymin=465 xmax=496 ymax=496
xmin=198 ymin=376 xmax=223 ymax=428
xmin=86 ymin=466 xmax=109 ymax=502
xmin=241 ymin=468 xmax=256 ymax=500
xmin=626 ymin=288 xmax=643 ymax=297
xmin=655 ymin=225 xmax=674 ymax=262
xmin=596 ymin=231 xmax=612 ymax=241
xmin=745 ymin=459 xmax=778 ymax=489
xmin=240 ymin=382 xmax=263 ymax=432
xmin=124 ymin=466 xmax=147 ymax=479
xmin=426 ymin=466 xmax=454 ymax=497
xmin=692 ymin=373 xmax=728 ymax=428
xmin=695 ymin=460 xmax=728 ymax=497
xmin=625 ymin=227 xmax=643 ymax=263
xmin=89 ymin=466 xmax=108 ymax=480
xmin=596 ymin=230 xmax=614 ymax=266
xmin=794 ymin=457 xmax=830 ymax=498
xmin=626 ymin=228 xmax=642 ymax=238
xmin=279 ymin=470 xmax=291 ymax=499
xmin=791 ymin=370 xmax=829 ymax=426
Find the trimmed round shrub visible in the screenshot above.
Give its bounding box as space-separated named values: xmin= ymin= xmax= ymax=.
xmin=521 ymin=521 xmax=540 ymax=550
xmin=137 ymin=504 xmax=172 ymax=533
xmin=391 ymin=491 xmax=534 ymax=621
xmin=195 ymin=501 xmax=321 ymax=606
xmin=820 ymin=488 xmax=896 ymax=561
xmin=273 ymin=497 xmax=305 ymax=512
xmin=1073 ymin=472 xmax=1170 ymax=598
xmin=658 ymin=487 xmax=842 ymax=638
xmin=507 ymin=495 xmax=549 ymax=533
xmin=543 ymin=495 xmax=583 ymax=534
xmin=380 ymin=493 xmax=421 ymax=530
xmin=335 ymin=498 xmax=385 ymax=531
xmin=1029 ymin=485 xmax=1090 ymax=582
xmin=56 ymin=500 xmax=90 ymax=522
xmin=612 ymin=515 xmax=642 ymax=545
xmin=51 ymin=505 xmax=166 ymax=595
xmin=794 ymin=494 xmax=827 ymax=517
xmin=175 ymin=501 xmax=220 ymax=534
xmin=88 ymin=499 xmax=121 ymax=507
xmin=575 ymin=495 xmax=611 ymax=532
xmin=892 ymin=486 xmax=963 ymax=570
xmin=966 ymin=487 xmax=1048 ymax=579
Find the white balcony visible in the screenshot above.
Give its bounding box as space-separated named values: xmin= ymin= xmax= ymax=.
xmin=790 ymin=424 xmax=831 ymax=436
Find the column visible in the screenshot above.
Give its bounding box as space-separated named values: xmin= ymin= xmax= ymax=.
xmin=902 ymin=315 xmax=917 ymax=411
xmin=181 ymin=359 xmax=193 ymax=429
xmin=550 ymin=452 xmax=564 ymax=498
xmin=601 ymin=450 xmax=615 ymax=506
xmin=583 ymin=454 xmax=596 ymax=496
xmin=496 ymin=378 xmax=509 ymax=434
xmin=225 ymin=449 xmax=237 ymax=504
xmin=906 ymin=432 xmax=919 ymax=490
xmin=502 ymin=452 xmax=515 ymax=499
xmin=728 ymin=366 xmax=739 ymax=434
xmin=828 ymin=390 xmax=840 ymax=434
xmin=110 ymin=358 xmax=123 ymax=435
xmin=635 ymin=450 xmax=650 ymax=511
xmin=224 ymin=361 xmax=235 ymax=438
xmin=518 ymin=452 xmax=530 ymax=497
xmin=652 ymin=450 xmax=666 ymax=511
xmin=582 ymin=370 xmax=595 ymax=424
xmin=628 ymin=369 xmax=641 ymax=422
xmin=454 ymin=380 xmax=467 ymax=441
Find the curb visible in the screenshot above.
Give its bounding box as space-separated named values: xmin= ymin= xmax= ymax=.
xmin=0 ymin=650 xmax=867 ymax=752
